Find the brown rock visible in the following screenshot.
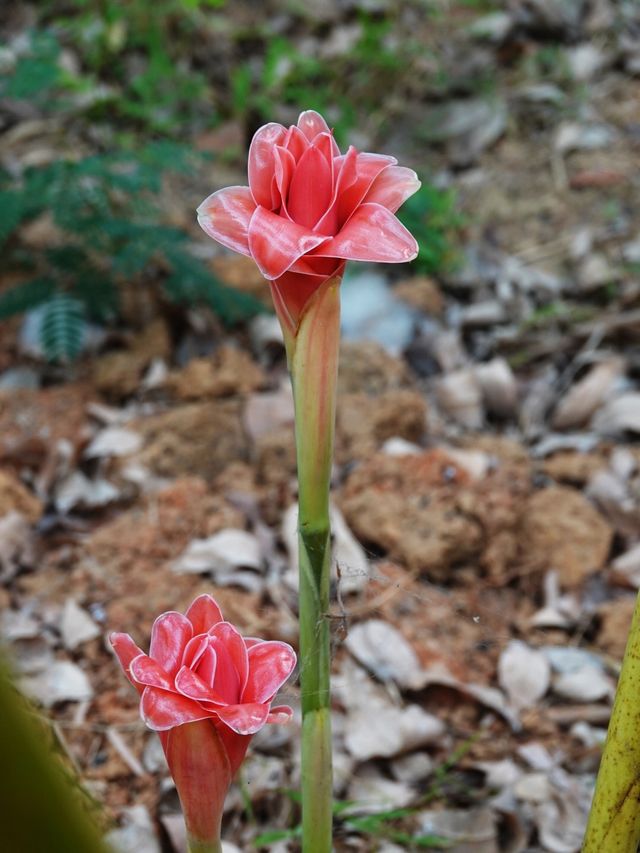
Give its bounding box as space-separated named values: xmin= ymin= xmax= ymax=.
xmin=93 ymin=319 xmax=171 ymax=398
xmin=551 ymin=360 xmax=623 ymax=430
xmin=338 ymin=341 xmax=413 ymax=396
xmin=167 ymin=347 xmax=264 ymax=400
xmin=87 ymin=477 xmax=246 ymax=614
xmin=540 ymin=451 xmax=608 ymax=486
xmin=520 ymin=487 xmax=612 ymax=587
xmin=0 ymin=469 xmax=42 ymax=522
xmin=132 ymin=401 xmax=249 ymax=481
xmin=340 ymin=451 xmax=483 ymax=579
xmin=598 ymin=597 xmax=636 ymax=660
xmin=88 ymin=477 xmax=243 ymax=562
xmin=0 ymin=384 xmax=91 ymax=469
xmin=393 ymin=275 xmax=445 ymax=316
xmin=336 ymin=389 xmax=427 ymax=462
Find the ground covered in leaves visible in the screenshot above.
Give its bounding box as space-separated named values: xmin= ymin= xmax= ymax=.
xmin=2 ymin=1 xmax=640 ymax=851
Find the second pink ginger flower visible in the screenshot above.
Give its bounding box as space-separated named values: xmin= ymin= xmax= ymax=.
xmin=111 ymin=595 xmax=296 ymax=850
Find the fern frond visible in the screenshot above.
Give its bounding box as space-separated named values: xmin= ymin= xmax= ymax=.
xmin=39 ymin=294 xmax=86 ymax=361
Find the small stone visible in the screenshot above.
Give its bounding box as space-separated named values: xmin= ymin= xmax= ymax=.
xmin=553 ymin=667 xmax=613 ymax=702
xmin=552 ymin=360 xmax=623 ymax=430
xmin=345 ymin=619 xmax=422 ymax=688
xmin=21 ymin=660 xmax=94 ymax=706
xmin=393 ymin=276 xmax=444 ymax=316
xmin=577 ymin=253 xmax=617 ymax=291
xmin=436 ymin=369 xmax=484 ymax=428
xmin=347 ymin=771 xmax=414 ymax=814
xmin=514 ymin=772 xmax=552 ymax=804
xmin=85 ymin=427 xmax=144 ymax=459
xmin=105 ymin=805 xmax=161 ymax=853
xmin=345 ymin=702 xmax=444 ymax=761
xmin=60 ymin=599 xmax=101 ymax=650
xmin=498 ymin=641 xmax=550 ymax=710
xmin=172 ymin=529 xmax=262 ymax=574
xmin=475 ymin=358 xmax=518 ymax=418
xmin=390 ymin=752 xmax=434 ymax=783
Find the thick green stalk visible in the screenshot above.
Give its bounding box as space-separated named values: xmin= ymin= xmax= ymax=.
xmin=583 ymin=591 xmax=640 ymax=852
xmin=277 ymin=276 xmax=341 ymax=853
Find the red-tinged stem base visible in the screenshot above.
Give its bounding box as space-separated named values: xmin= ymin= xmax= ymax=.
xmin=164 ymin=721 xmax=231 ymax=853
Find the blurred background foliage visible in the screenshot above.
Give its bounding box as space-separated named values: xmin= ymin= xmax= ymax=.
xmin=0 ymin=0 xmax=460 ymax=360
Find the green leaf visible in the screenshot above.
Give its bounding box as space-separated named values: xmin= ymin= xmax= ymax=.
xmin=39 ymin=294 xmax=86 ymax=361
xmin=0 ymin=190 xmax=26 ymax=245
xmin=0 ymin=278 xmax=56 ymax=319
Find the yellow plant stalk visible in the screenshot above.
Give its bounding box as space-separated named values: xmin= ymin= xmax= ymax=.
xmin=583 ymin=592 xmax=640 ymax=852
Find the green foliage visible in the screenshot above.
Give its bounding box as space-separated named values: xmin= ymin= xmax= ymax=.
xmin=0 ymin=144 xmax=263 ymax=358
xmin=232 ymin=14 xmax=416 ymax=144
xmin=47 ymin=0 xmax=216 ymax=133
xmin=397 ymin=181 xmax=463 ymax=276
xmin=253 ymin=793 xmax=449 ymax=849
xmin=0 ymin=31 xmax=62 ymax=105
xmin=0 ymin=133 xmax=262 ymax=361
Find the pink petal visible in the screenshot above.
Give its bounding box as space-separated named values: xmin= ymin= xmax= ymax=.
xmin=130 ymin=654 xmax=174 ymax=691
xmin=267 ymin=705 xmax=294 ymax=724
xmin=248 ymin=206 xmax=328 ymax=279
xmin=248 ymin=122 xmax=287 ymax=207
xmin=273 ymin=145 xmax=296 ymax=215
xmin=315 ymin=146 xmax=358 ymax=235
xmin=297 ymin=111 xmax=339 ymax=155
xmin=196 ymin=644 xmax=217 ymax=686
xmin=149 ymin=611 xmax=193 ymax=678
xmin=182 ymin=634 xmax=210 ymax=670
xmin=312 ymin=131 xmax=338 ymax=168
xmin=185 ymin=595 xmax=223 ymax=635
xmin=363 ymin=165 xmax=421 ymax=213
xmin=197 ymin=186 xmax=255 ymax=256
xmin=287 ymin=145 xmax=334 ymax=229
xmin=214 ymin=702 xmax=270 ymax=735
xmin=208 ymin=622 xmax=249 ymax=700
xmin=110 ymin=632 xmax=145 ymax=693
xmin=243 ymin=641 xmax=297 ymax=704
xmin=140 ymin=686 xmax=213 ymax=731
xmin=283 ymin=125 xmax=310 ymax=161
xmin=175 ymin=665 xmax=227 ymax=706
xmin=312 ymin=202 xmax=418 ymax=263
xmin=337 ymin=152 xmax=396 ymax=227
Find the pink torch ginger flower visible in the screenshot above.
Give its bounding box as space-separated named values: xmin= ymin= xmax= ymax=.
xmin=197 ymin=110 xmax=420 ymax=324
xmin=111 ymin=594 xmax=296 ymax=850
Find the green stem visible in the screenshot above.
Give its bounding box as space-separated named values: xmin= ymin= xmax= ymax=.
xmin=583 ymin=591 xmax=640 ymax=852
xmin=279 ymin=276 xmax=341 ymax=853
xmin=187 ymin=839 xmax=223 ymax=853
